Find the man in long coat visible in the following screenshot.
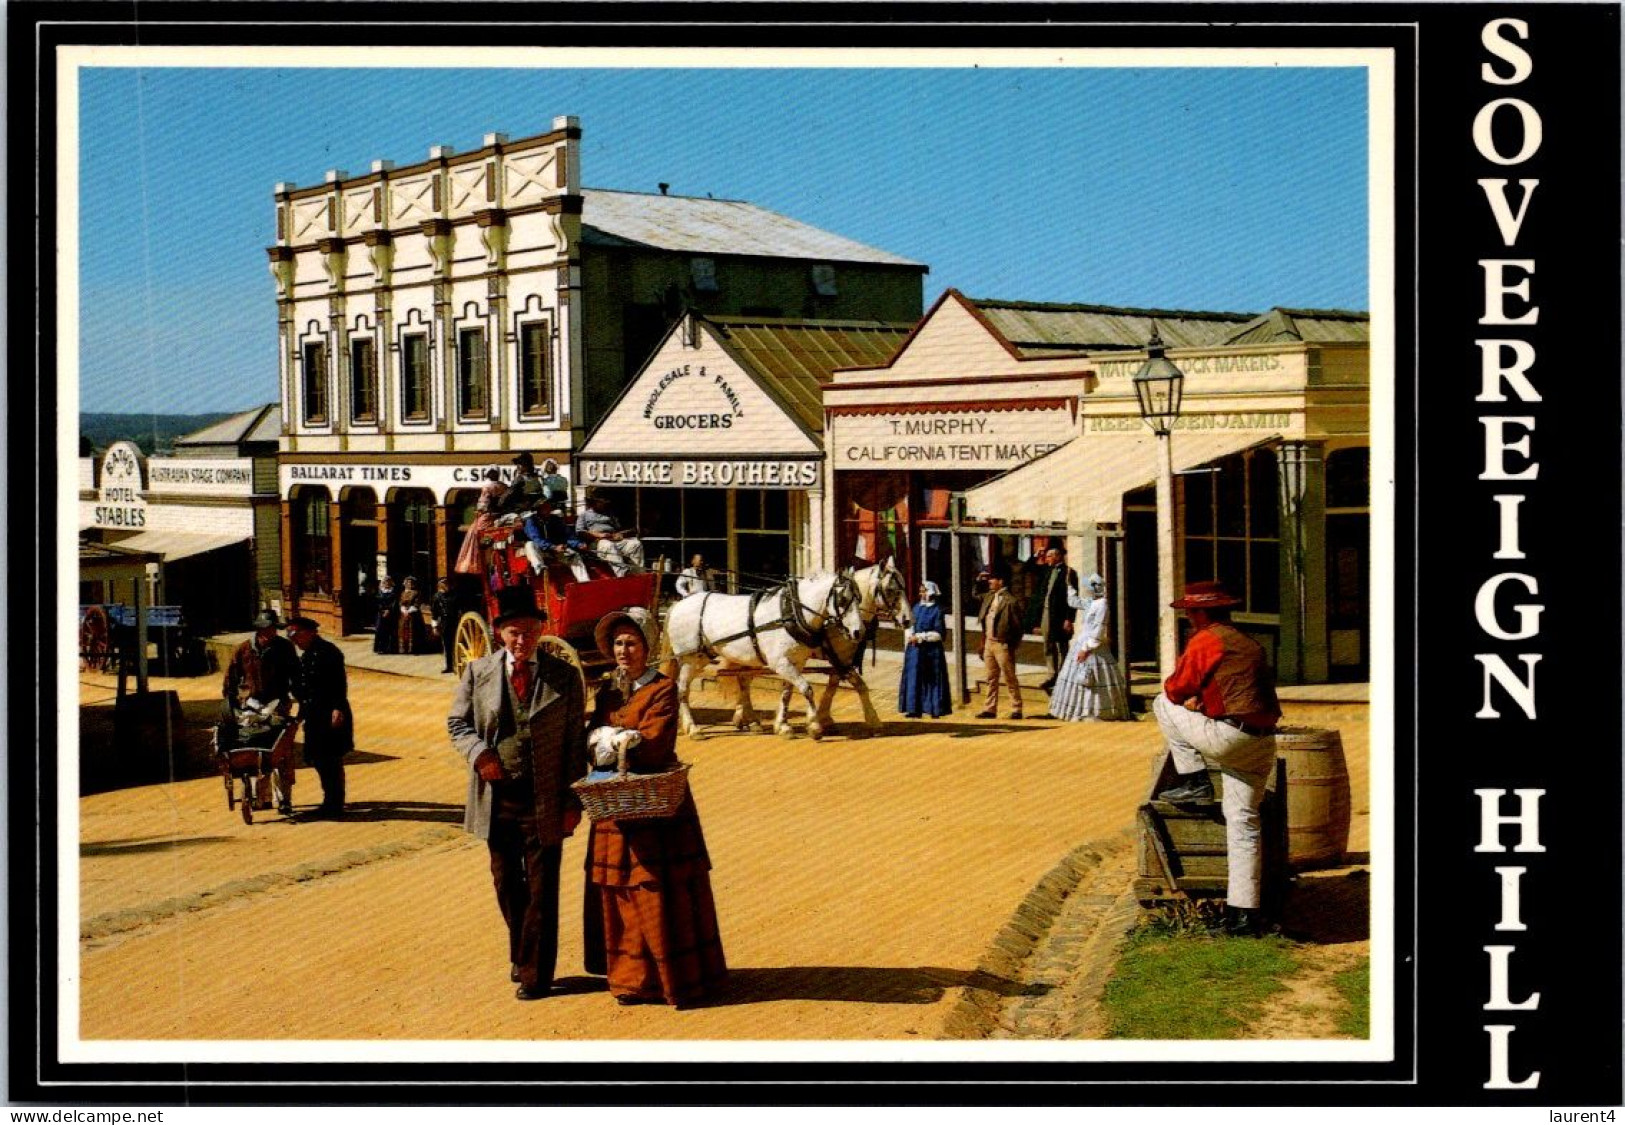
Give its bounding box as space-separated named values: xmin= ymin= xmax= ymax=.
xmin=285 ymin=616 xmax=354 ymax=818
xmin=447 ymin=586 xmax=587 ymax=1000
xmin=1037 ymin=546 xmax=1079 ymax=692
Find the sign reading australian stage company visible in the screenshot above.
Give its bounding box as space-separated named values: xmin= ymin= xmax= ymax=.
xmin=147 ymin=458 xmax=257 ymax=497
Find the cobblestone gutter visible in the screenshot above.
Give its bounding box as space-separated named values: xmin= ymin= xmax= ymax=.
xmin=941 ymin=827 xmax=1141 ymax=1039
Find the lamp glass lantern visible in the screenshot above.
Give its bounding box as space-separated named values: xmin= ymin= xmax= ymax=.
xmin=1132 ymin=331 xmax=1186 ymax=436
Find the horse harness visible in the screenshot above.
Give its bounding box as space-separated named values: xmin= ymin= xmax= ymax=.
xmin=686 ymin=576 xmax=861 ymax=667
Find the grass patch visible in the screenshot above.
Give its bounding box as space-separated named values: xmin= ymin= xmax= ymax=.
xmin=1100 ymin=922 xmax=1301 ymax=1039
xmin=1331 ymin=958 xmax=1370 ymax=1038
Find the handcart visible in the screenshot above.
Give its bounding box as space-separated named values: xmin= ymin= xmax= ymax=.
xmin=213 ymin=711 xmax=300 ymax=825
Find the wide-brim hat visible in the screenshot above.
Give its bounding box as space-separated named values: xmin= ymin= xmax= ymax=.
xmin=512 ymin=451 xmax=535 ymax=468
xmin=492 ymin=585 xmax=547 ymax=627
xmin=285 ymin=615 xmax=320 ymax=632
xmin=594 ymin=606 xmax=656 ymax=659
xmin=584 ymin=485 xmax=611 ymax=504
xmin=251 ymin=610 xmax=280 ymax=630
xmin=1170 ymin=580 xmax=1242 ymax=610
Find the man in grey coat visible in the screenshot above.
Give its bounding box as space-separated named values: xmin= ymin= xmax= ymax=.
xmin=447 ymin=585 xmax=587 ymax=1000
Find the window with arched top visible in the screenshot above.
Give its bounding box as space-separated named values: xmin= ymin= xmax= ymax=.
xmin=301 ymin=339 xmax=329 ymax=425
xmin=457 ymin=327 xmax=488 ymax=420
xmin=292 ymin=487 xmax=334 ymax=594
xmin=350 ymin=334 xmax=378 ymax=423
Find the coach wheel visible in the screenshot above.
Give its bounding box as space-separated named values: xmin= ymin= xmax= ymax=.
xmin=454 ymin=613 xmax=492 ymax=677
xmin=240 ymin=777 xmax=255 ymax=825
xmin=538 ymin=635 xmax=587 ymax=697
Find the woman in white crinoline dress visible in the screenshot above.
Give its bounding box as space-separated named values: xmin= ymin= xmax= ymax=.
xmin=1047 ymin=572 xmax=1130 ymax=722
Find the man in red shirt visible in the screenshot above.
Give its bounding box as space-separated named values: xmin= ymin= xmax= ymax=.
xmin=1153 ymin=581 xmax=1281 ymax=935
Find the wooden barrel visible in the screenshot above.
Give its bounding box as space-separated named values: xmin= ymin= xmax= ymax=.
xmin=1273 ymin=726 xmax=1351 ymax=870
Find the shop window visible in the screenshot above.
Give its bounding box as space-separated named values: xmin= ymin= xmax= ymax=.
xmin=302 ymin=340 xmax=328 ymax=425
xmin=401 ymin=333 xmax=430 ymax=421
xmin=457 ymin=327 xmax=488 ymax=419
xmin=294 ymin=490 xmax=332 ymax=595
xmin=519 ymin=321 xmax=551 ymax=416
xmin=1181 ymin=448 xmax=1280 ymax=614
xmin=350 ymin=336 xmax=378 ymax=423
xmin=1327 ymin=447 xmax=1370 ymax=509
xmin=393 ymin=491 xmax=437 ymax=585
xmin=735 ymin=488 xmax=792 ymax=585
xmin=734 ymin=489 xmax=789 ymax=532
xmin=625 ymin=487 xmax=731 ymax=587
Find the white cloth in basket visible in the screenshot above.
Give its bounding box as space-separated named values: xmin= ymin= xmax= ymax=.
xmin=587 ymin=725 xmax=642 ymax=769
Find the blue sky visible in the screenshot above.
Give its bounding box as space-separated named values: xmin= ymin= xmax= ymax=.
xmin=77 ymin=64 xmax=1368 ymax=413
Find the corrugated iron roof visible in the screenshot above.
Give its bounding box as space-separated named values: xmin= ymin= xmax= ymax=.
xmin=1221 ymin=308 xmax=1371 ymax=346
xmin=174 ymin=403 xmax=281 ymax=448
xmin=707 ymin=316 xmax=914 ymax=434
xmin=967 ymin=296 xmax=1258 ymax=356
xmin=581 ymin=189 xmax=926 ymax=268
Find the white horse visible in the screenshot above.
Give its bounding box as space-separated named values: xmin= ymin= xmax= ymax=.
xmin=665 ymin=571 xmax=867 ymax=740
xmin=737 ymin=557 xmax=913 ymax=739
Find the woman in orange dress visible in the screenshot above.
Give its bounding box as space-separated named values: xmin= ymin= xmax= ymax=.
xmin=581 ymin=607 xmax=727 ymax=1007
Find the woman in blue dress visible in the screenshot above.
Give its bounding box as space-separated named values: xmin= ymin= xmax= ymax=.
xmin=898 ymin=581 xmax=952 ymax=719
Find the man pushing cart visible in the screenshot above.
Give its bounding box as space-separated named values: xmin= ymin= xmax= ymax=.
xmin=215 ymin=610 xmax=300 ymax=820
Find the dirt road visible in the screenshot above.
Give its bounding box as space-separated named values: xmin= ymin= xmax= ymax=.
xmin=73 ymin=666 xmax=1369 ymax=1044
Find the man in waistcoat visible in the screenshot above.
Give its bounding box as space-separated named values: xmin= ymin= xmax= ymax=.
xmin=447 ymin=586 xmax=587 ymax=1000
xmin=974 ymin=562 xmax=1026 ymax=720
xmin=1152 ymin=580 xmax=1282 ymax=936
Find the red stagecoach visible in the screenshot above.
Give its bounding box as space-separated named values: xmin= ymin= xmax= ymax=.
xmin=451 ymin=525 xmax=659 ymax=679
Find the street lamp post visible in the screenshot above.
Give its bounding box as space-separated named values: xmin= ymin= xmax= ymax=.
xmin=1132 ymin=329 xmax=1186 ymax=677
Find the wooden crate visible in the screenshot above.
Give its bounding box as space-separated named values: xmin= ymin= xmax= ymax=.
xmin=1134 ymin=749 xmax=1289 ymax=914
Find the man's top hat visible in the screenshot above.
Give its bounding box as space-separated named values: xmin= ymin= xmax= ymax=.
xmin=251 ymin=610 xmax=280 ymax=630
xmin=492 ymin=585 xmax=547 ymax=627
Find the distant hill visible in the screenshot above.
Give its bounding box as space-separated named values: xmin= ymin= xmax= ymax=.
xmin=79 ymin=412 xmax=238 ymax=457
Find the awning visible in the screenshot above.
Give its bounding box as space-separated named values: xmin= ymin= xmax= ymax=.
xmin=106 ymin=529 xmax=250 ymax=562
xmin=962 ymin=430 xmax=1281 ymax=527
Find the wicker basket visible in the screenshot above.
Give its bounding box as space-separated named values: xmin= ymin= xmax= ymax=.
xmin=572 ymin=742 xmax=690 ymax=822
